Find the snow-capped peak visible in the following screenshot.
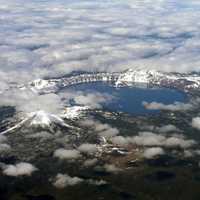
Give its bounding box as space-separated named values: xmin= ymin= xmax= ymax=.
xmin=28 ymin=110 xmax=70 ymax=128
xmin=29 ymin=110 xmax=54 ymax=127
xmin=0 ymin=109 xmax=82 ymax=135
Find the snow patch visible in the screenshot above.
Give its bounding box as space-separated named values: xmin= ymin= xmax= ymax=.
xmin=61 ymin=106 xmax=89 ymax=119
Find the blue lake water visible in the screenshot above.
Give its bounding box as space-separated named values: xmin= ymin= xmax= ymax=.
xmin=66 ymin=82 xmax=187 ymax=115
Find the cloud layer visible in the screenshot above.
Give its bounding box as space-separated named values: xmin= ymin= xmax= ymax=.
xmin=1 ymin=0 xmax=200 ymax=89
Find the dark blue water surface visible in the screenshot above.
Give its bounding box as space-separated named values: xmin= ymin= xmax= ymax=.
xmin=66 ymin=82 xmax=187 ymax=115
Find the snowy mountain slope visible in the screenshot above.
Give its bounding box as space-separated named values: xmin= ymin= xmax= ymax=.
xmin=28 ymin=110 xmax=72 ymax=128
xmin=115 ymin=69 xmax=164 ymax=86
xmin=0 ymin=110 xmax=76 ymax=135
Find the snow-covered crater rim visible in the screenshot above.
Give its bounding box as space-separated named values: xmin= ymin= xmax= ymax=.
xmin=27 ymin=69 xmax=200 ymax=93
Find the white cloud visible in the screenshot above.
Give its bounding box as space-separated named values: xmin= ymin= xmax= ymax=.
xmin=192 ymin=117 xmax=200 ymax=130
xmin=0 ymin=135 xmax=8 ymax=143
xmin=73 ymin=92 xmax=113 ymax=109
xmin=142 ymin=101 xmax=193 ymax=111
xmin=53 ymin=149 xmax=81 ymax=160
xmin=97 ymin=128 xmax=119 ymax=138
xmin=183 ymin=150 xmax=194 ymax=158
xmin=0 ymin=135 xmax=11 ymax=152
xmin=157 ymin=124 xmax=178 ymax=133
xmin=132 ymin=132 xmax=166 ymax=146
xmin=104 ymin=164 xmax=121 ymax=173
xmin=0 ymin=90 xmax=64 ymax=114
xmin=165 ymin=136 xmax=195 ymax=148
xmin=78 ymin=143 xmax=98 ymax=155
xmin=111 ymin=136 xmax=129 ymax=146
xmin=83 ymin=158 xmax=98 ymax=167
xmin=81 ymin=119 xmax=195 ymax=150
xmin=53 ymin=173 xmax=83 ymax=189
xmin=94 ymin=123 xmax=111 ymax=132
xmin=111 ymin=132 xmax=195 ymax=149
xmin=0 ymin=144 xmax=11 ymax=152
xmin=143 ymin=147 xmax=165 ymax=159
xmin=80 ymin=119 xmax=119 ymax=139
xmin=59 ymin=91 xmax=113 ymax=111
xmin=53 ymin=173 xmax=106 ymax=189
xmin=2 ymin=162 xmax=37 ymax=177
xmin=87 ymin=179 xmax=107 ymax=186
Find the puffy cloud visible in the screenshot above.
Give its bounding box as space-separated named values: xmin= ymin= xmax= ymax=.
xmin=87 ymin=179 xmax=107 ymax=186
xmin=0 ymin=90 xmax=64 ymax=114
xmin=83 ymin=158 xmax=98 ymax=167
xmin=192 ymin=117 xmax=200 ymax=130
xmin=94 ymin=123 xmax=112 ymax=132
xmin=59 ymin=91 xmax=113 ymax=112
xmin=183 ymin=149 xmax=200 ymax=157
xmin=143 ymin=147 xmax=165 ymax=159
xmin=0 ymin=86 xmax=112 ymax=119
xmin=132 ymin=132 xmax=166 ymax=146
xmin=78 ymin=143 xmax=98 ymax=155
xmin=164 ymin=136 xmax=195 ymax=148
xmin=53 ymin=173 xmax=83 ymax=189
xmin=73 ymin=92 xmax=112 ymax=109
xmin=97 ymin=128 xmax=119 ymax=138
xmin=157 ymin=124 xmax=179 ymax=133
xmin=53 ymin=149 xmax=81 ymax=160
xmin=111 ymin=132 xmax=195 ymax=149
xmin=21 ymin=93 xmax=64 ymax=114
xmin=0 ymin=135 xmax=8 ymax=143
xmin=80 ymin=119 xmax=119 ymax=139
xmin=82 ymin=119 xmax=195 ymax=149
xmin=0 ymin=144 xmax=11 ymax=153
xmin=0 ymin=135 xmax=11 ymax=153
xmin=2 ymin=162 xmax=37 ymax=177
xmin=172 ymin=149 xmax=200 ymax=158
xmin=104 ymin=164 xmax=121 ymax=173
xmin=81 ymin=119 xmax=184 ymax=150
xmin=142 ymin=101 xmax=193 ymax=111
xmin=183 ymin=150 xmax=194 ymax=158
xmin=53 ymin=173 xmax=106 ymax=189
xmin=111 ymin=136 xmax=129 ymax=146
